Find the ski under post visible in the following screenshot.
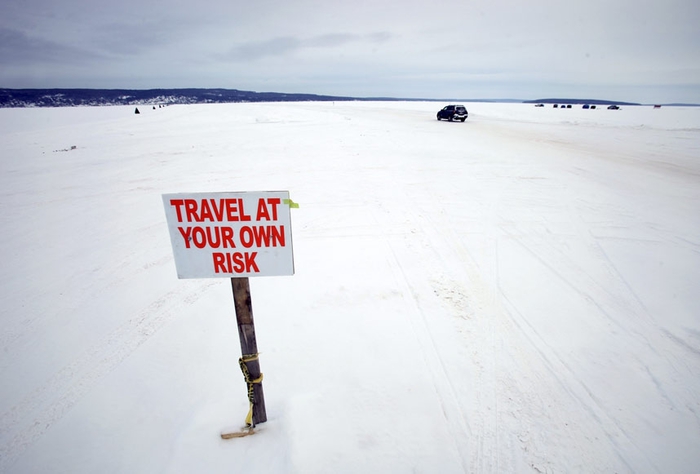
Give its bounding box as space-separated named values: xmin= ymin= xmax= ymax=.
xmin=221 ymin=426 xmax=256 ymax=439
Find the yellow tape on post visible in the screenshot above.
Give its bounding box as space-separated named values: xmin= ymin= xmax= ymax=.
xmin=283 ymin=198 xmax=299 ymax=209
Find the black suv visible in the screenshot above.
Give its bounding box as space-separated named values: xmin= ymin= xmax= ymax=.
xmin=437 ymin=105 xmax=468 ymax=122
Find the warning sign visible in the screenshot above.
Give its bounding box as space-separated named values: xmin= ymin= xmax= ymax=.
xmin=162 ymin=191 xmax=295 ymax=278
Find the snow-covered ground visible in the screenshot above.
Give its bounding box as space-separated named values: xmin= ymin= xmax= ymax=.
xmin=1 ymin=101 xmax=699 ymax=473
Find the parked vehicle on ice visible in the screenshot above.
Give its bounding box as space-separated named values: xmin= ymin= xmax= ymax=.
xmin=437 ymin=105 xmax=468 ymax=122
xmin=608 ymin=105 xmax=620 ymax=110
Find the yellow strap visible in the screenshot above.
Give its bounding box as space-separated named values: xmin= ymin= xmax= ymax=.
xmin=241 ymin=353 xmax=258 ymax=362
xmin=244 ymin=402 xmax=254 ymax=427
xmin=239 ymin=354 xmax=263 ymax=427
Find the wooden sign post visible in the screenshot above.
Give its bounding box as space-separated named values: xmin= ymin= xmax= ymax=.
xmin=231 ymin=277 xmax=267 ymax=426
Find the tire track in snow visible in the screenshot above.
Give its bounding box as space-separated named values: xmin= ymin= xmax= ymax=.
xmin=486 ymin=168 xmax=699 ymax=472
xmin=443 ymin=229 xmax=633 ymax=472
xmin=498 ymin=292 xmax=642 ymax=473
xmin=494 ymin=224 xmax=676 ymax=472
xmin=382 ymin=239 xmax=473 ymax=473
xmin=403 ymin=175 xmax=623 ymax=472
xmin=406 ymin=169 xmax=619 ymax=471
xmin=0 ymin=280 xmax=218 ymax=473
xmin=0 ymin=248 xmax=174 ymax=372
xmin=413 ymin=176 xmax=515 ymax=473
xmin=422 ymin=215 xmax=508 ymax=472
xmin=504 ymin=218 xmax=691 ymax=375
xmin=368 ymin=196 xmax=473 ymax=472
xmin=371 ymin=175 xmax=517 ymax=472
xmin=374 ymin=192 xmax=518 ymax=471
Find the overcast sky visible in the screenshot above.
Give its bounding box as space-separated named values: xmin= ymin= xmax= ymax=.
xmin=1 ymin=0 xmax=699 ymax=103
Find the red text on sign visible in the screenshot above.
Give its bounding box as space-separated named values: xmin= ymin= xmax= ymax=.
xmin=212 ymin=252 xmax=260 ymax=273
xmin=239 ymin=225 xmax=285 ymax=248
xmin=255 ymin=198 xmax=281 ymax=221
xmin=169 ymin=198 xmax=251 ymax=223
xmin=178 ymin=226 xmax=236 ymax=249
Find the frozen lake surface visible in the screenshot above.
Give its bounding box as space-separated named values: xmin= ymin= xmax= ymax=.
xmin=1 ymin=101 xmax=699 ymax=473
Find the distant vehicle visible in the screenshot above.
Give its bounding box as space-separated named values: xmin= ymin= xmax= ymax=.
xmin=653 ymin=105 xmax=662 ymax=108
xmin=553 ymin=104 xmax=559 ymax=108
xmin=535 ymin=103 xmax=545 ymax=107
xmin=566 ymin=104 xmax=572 ymax=108
xmin=437 ymin=105 xmax=468 ymax=122
xmin=607 ymin=105 xmax=620 ymax=110
xmin=583 ymin=104 xmax=590 ymax=109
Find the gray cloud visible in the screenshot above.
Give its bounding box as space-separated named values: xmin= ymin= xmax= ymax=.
xmin=221 ymin=32 xmax=393 ymax=62
xmin=91 ymin=23 xmax=169 ymax=56
xmin=305 ymin=34 xmax=359 ymax=48
xmin=89 ymin=18 xmax=203 ymax=56
xmin=223 ymin=36 xmax=302 ymax=61
xmin=367 ymin=32 xmax=392 ymax=44
xmin=0 ymin=28 xmax=103 ymax=64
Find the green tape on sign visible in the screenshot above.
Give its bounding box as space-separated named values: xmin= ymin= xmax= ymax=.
xmin=283 ymin=199 xmax=299 ymax=209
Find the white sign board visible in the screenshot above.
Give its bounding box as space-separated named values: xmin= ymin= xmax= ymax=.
xmin=162 ymin=191 xmax=295 ymax=279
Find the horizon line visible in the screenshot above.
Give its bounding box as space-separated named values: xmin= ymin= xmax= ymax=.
xmin=1 ymin=87 xmax=698 ymax=107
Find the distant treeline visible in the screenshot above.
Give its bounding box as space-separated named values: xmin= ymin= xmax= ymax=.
xmin=0 ymin=88 xmax=360 ymax=108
